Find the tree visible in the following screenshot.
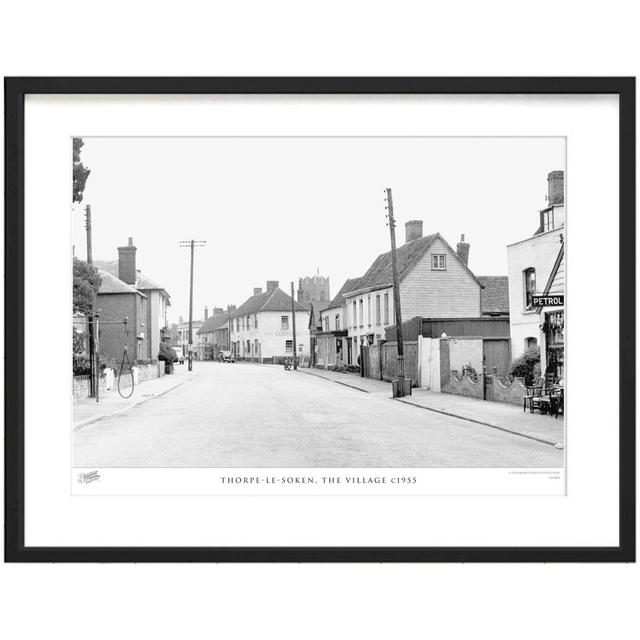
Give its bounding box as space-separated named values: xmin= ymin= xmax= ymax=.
xmin=73 ymin=258 xmax=102 ymax=315
xmin=73 ymin=137 xmax=91 ymax=203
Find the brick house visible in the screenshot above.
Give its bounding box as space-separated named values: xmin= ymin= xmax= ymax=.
xmin=95 ymin=237 xmax=170 ymax=366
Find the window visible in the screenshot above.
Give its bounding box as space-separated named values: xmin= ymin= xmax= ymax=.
xmin=254 ymin=339 xmax=259 ymax=355
xmin=383 ymin=292 xmax=389 ymax=324
xmin=352 ymin=301 xmax=357 ymax=328
xmin=525 ymin=337 xmax=538 ymax=350
xmin=285 ymin=340 xmax=293 ymax=353
xmin=367 ymin=296 xmax=371 ymax=325
xmin=543 ymin=208 xmax=554 ymax=231
xmin=359 ymin=299 xmax=364 ymax=326
xmin=335 ymin=314 xmax=340 ymax=331
xmin=324 ymin=316 xmax=330 ymax=331
xmin=281 ymin=315 xmax=289 ymax=330
xmin=236 ymin=318 xmax=240 ymax=332
xmin=246 ymin=315 xmax=251 ymax=329
xmin=431 ymin=254 xmax=446 ymax=270
xmin=375 ymin=295 xmax=381 ymax=324
xmin=524 ymin=268 xmax=536 ymax=310
xmin=247 ymin=340 xmax=251 ymax=353
xmin=254 ymin=314 xmax=258 ymax=329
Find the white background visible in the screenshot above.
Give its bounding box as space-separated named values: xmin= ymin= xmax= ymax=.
xmin=1 ymin=2 xmax=638 ymax=639
xmin=27 ymin=95 xmax=603 ymax=547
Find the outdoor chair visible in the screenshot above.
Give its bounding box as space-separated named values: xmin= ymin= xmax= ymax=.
xmin=549 ymin=386 xmax=564 ymax=419
xmin=523 ymin=376 xmax=545 ymax=413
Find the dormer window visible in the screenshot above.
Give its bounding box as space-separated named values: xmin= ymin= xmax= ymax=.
xmin=432 ymin=254 xmax=446 ymax=270
xmin=543 ymin=208 xmax=555 ymax=232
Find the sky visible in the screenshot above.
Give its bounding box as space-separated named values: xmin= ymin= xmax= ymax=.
xmin=72 ymin=137 xmax=565 ymax=324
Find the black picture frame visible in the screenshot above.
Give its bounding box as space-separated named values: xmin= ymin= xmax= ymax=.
xmin=4 ymin=77 xmax=635 ymax=563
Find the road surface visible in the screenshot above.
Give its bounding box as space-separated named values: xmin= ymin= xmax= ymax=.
xmin=74 ymin=361 xmax=563 ymax=468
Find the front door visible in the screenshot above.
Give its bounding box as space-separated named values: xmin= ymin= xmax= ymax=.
xmin=346 ymin=338 xmax=352 ymax=365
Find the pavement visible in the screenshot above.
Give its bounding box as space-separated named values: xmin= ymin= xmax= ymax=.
xmin=73 ymin=364 xmax=198 ymax=429
xmin=73 ymin=361 xmax=564 ymax=468
xmin=301 ymin=368 xmax=565 ymax=448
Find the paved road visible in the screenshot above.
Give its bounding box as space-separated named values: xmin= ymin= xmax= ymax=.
xmin=74 ymin=361 xmax=564 ymax=468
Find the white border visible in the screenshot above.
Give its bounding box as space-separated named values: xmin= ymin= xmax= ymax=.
xmin=24 ymin=94 xmax=618 ymax=547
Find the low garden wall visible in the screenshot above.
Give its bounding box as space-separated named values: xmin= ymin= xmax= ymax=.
xmin=442 ymin=370 xmax=484 ymax=399
xmin=441 ymin=371 xmax=528 ymax=405
xmin=485 ymin=375 xmax=527 ymax=406
xmin=73 ymin=362 xmax=164 ymax=401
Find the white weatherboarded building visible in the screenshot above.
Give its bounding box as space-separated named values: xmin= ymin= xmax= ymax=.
xmin=230 ymin=281 xmax=310 ymax=363
xmin=344 ymin=220 xmax=484 ymax=360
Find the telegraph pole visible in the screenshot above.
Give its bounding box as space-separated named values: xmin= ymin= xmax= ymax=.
xmin=84 ymin=204 xmax=97 ymax=398
xmin=179 ymin=239 xmax=207 ymax=371
xmin=290 ymin=281 xmax=298 ymax=370
xmin=385 ymin=188 xmax=410 ymax=397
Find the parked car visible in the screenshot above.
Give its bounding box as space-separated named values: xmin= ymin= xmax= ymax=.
xmin=219 ymin=350 xmax=235 ymax=363
xmin=172 ymin=347 xmax=185 ymax=364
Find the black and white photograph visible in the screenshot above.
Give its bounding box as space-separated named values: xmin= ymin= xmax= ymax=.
xmin=71 ymin=136 xmax=566 ymax=478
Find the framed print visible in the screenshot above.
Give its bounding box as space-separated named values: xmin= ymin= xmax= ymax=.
xmin=4 ymin=77 xmax=635 ymax=562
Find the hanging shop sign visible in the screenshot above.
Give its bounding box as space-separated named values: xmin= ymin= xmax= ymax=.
xmin=532 ymin=294 xmax=564 ymax=307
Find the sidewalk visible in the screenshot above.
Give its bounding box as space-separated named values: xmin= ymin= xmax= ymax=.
xmin=299 ymin=367 xmax=392 ymax=395
xmin=299 ymin=368 xmax=564 ymax=448
xmin=73 ymin=366 xmax=198 ymax=429
xmin=398 ymin=389 xmax=564 ymax=448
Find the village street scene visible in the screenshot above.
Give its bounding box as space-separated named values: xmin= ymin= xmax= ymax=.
xmin=72 ymin=138 xmax=565 ymax=469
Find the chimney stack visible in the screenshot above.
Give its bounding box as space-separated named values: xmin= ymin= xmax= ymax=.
xmin=547 ymin=170 xmax=564 ymax=206
xmin=204 ymin=306 xmax=209 ymax=321
xmin=213 ymin=307 xmax=224 ymax=316
xmin=253 ymin=287 xmax=263 ymax=295
xmin=456 ymin=234 xmax=470 ymax=266
xmin=405 ymin=220 xmax=423 ymax=243
xmin=266 ymin=280 xmax=279 ymax=292
xmin=117 ymin=236 xmax=137 ymax=284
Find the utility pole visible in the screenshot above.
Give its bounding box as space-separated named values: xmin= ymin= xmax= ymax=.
xmin=228 ymin=304 xmax=232 ymax=351
xmin=84 ymin=204 xmax=97 ymax=398
xmin=385 ymin=188 xmax=410 ymax=397
xmin=290 ymin=281 xmax=298 ymax=370
xmin=179 ymin=239 xmax=207 ymax=371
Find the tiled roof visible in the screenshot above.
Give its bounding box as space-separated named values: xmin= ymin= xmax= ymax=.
xmin=135 ymin=272 xmax=163 ymax=291
xmin=308 ymin=301 xmax=331 ymax=329
xmin=233 ymin=288 xmax=308 ymax=317
xmin=198 ymin=314 xmax=229 ymax=334
xmin=93 ymin=260 xmax=169 ymax=299
xmin=353 ymin=232 xmax=481 ymax=293
xmin=325 ymin=277 xmax=364 ymax=309
xmin=97 ymin=270 xmax=147 ymax=297
xmin=477 ymin=276 xmax=509 ymax=315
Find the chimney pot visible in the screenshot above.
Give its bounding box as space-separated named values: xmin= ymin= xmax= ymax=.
xmin=117 ymin=237 xmax=137 ymax=284
xmin=547 ymin=170 xmax=564 ymax=206
xmin=405 ymin=220 xmax=423 ymax=243
xmin=456 ymin=234 xmax=470 ymax=267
